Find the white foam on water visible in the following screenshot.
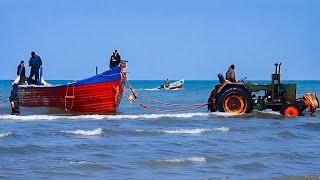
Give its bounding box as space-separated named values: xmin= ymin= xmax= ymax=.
xmin=61 ymin=128 xmax=103 ymax=136
xmin=136 ymin=126 xmax=229 ymax=135
xmin=0 ymin=112 xmax=211 ymax=121
xmin=162 ymin=127 xmax=230 ymax=134
xmin=70 ymin=160 xmax=91 ymax=165
xmin=162 ymin=128 xmax=211 ymax=134
xmin=144 ymin=88 xmax=160 ymax=91
xmin=213 ymin=126 xmax=230 ymax=132
xmin=0 ymin=111 xmax=238 ymax=121
xmin=0 ymin=115 xmax=60 ymax=121
xmin=209 ymin=112 xmax=238 ymax=117
xmin=160 ymin=156 xmax=207 ymax=163
xmin=0 ymin=132 xmax=11 ymax=138
xmin=258 ymin=110 xmax=281 ymax=116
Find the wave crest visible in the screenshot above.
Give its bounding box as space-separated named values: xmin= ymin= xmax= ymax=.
xmin=0 ymin=112 xmax=237 ymax=121
xmin=61 ymin=128 xmax=103 ymax=136
xmin=0 ymin=132 xmax=11 ymax=138
xmin=157 ymin=156 xmax=206 ymax=163
xmin=136 ymin=127 xmax=229 ymax=135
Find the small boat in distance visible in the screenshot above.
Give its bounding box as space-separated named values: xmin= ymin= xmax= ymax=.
xmin=158 ymin=79 xmax=184 ymax=90
xmin=16 ymin=63 xmax=127 ymax=114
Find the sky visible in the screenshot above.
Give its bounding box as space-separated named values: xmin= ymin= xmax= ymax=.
xmin=1 ymin=0 xmax=319 ymax=80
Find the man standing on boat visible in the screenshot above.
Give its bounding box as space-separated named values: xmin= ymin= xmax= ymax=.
xmin=17 ymin=60 xmax=26 ymax=84
xmin=109 ymin=50 xmax=121 ymax=69
xmin=226 ymin=64 xmax=236 ymax=82
xmin=28 ymin=51 xmax=42 ymax=84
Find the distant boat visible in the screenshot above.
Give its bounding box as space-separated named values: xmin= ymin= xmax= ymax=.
xmin=158 ymin=79 xmax=184 ymax=90
xmin=17 ymin=64 xmax=126 ymax=114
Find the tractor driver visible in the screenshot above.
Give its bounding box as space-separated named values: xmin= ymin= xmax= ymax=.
xmin=226 ymin=64 xmax=236 ymax=82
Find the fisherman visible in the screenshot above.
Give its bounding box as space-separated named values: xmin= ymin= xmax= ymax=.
xmin=9 ymin=83 xmax=20 ymax=115
xmin=28 ymin=51 xmax=42 ymax=84
xmin=17 ymin=60 xmax=26 ymax=84
xmin=164 ymin=79 xmax=170 ymax=88
xmin=226 ymin=64 xmax=236 ymax=82
xmin=109 ymin=50 xmax=121 ymax=69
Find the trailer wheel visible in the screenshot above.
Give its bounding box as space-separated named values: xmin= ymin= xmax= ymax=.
xmin=280 ymin=103 xmax=303 ymax=117
xmin=217 ymin=87 xmax=253 ymax=114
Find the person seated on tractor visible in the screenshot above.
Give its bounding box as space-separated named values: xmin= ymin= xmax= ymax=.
xmin=226 ymin=64 xmax=236 ymax=82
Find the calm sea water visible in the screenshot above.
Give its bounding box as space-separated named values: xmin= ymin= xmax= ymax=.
xmin=0 ymin=80 xmax=319 ymax=179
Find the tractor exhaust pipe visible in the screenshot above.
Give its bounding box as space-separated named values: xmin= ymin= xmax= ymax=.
xmin=278 ymin=63 xmax=282 ymax=74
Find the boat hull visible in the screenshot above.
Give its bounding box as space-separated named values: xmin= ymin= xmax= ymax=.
xmin=17 ymin=66 xmax=125 ymax=114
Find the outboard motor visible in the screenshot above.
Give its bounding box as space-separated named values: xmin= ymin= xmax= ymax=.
xmin=218 ymin=74 xmax=226 ymax=84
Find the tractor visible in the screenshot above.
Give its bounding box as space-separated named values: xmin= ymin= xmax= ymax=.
xmin=208 ymin=63 xmax=319 ymax=117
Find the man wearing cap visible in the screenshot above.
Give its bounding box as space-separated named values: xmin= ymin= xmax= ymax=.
xmin=109 ymin=50 xmax=121 ymax=69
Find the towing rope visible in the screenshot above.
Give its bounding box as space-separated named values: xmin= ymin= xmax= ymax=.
xmin=123 ymin=79 xmax=209 ymax=112
xmin=123 ymin=92 xmax=208 ymax=113
xmin=0 ymin=99 xmax=9 ymax=104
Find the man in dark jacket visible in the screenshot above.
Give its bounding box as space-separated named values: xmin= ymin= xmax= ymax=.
xmin=28 ymin=51 xmax=42 ymax=84
xmin=9 ymin=83 xmax=20 ymax=115
xmin=109 ymin=50 xmax=121 ymax=69
xmin=226 ymin=64 xmax=236 ymax=82
xmin=17 ymin=60 xmax=26 ymax=84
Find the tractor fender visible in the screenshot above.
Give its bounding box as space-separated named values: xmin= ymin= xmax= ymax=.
xmin=218 ymin=83 xmax=249 ymax=95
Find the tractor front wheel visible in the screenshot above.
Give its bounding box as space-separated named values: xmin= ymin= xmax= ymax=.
xmin=280 ymin=103 xmax=303 ymax=117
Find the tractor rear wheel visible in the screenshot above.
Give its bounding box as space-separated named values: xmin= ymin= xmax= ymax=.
xmin=280 ymin=103 xmax=303 ymax=117
xmin=217 ymin=87 xmax=253 ymax=114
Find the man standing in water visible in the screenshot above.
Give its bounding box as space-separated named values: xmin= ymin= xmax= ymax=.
xmin=226 ymin=64 xmax=236 ymax=82
xmin=109 ymin=50 xmax=121 ymax=69
xmin=28 ymin=51 xmax=42 ymax=84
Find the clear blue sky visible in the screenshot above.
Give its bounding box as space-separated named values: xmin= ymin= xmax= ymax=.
xmin=1 ymin=0 xmax=319 ymax=80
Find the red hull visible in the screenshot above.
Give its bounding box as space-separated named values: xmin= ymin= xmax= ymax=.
xmin=18 ymin=81 xmax=124 ymax=114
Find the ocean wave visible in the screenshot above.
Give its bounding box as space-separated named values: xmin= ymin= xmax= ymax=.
xmin=233 ymin=162 xmax=268 ymax=170
xmin=70 ymin=160 xmax=110 ymax=170
xmin=136 ymin=127 xmax=229 ymax=135
xmin=0 ymin=132 xmax=11 ymax=138
xmin=0 ymin=145 xmax=50 ymax=154
xmin=157 ymin=156 xmax=207 ymax=163
xmin=300 ymin=122 xmax=320 ymax=131
xmin=278 ymin=130 xmax=298 ymax=138
xmin=144 ymin=88 xmax=160 ymax=91
xmin=61 ymin=128 xmax=103 ymax=136
xmin=0 ymin=112 xmax=238 ymax=121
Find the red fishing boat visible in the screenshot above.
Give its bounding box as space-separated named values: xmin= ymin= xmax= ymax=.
xmin=17 ymin=63 xmax=126 ymax=114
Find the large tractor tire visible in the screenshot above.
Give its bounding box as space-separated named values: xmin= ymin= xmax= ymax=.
xmin=280 ymin=103 xmax=303 ymax=117
xmin=217 ymin=86 xmax=253 ymax=114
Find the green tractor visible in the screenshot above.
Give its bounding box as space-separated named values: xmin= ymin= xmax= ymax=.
xmin=208 ymin=63 xmax=319 ymax=117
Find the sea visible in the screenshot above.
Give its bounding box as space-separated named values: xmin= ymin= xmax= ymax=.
xmin=0 ymin=80 xmax=319 ymax=179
